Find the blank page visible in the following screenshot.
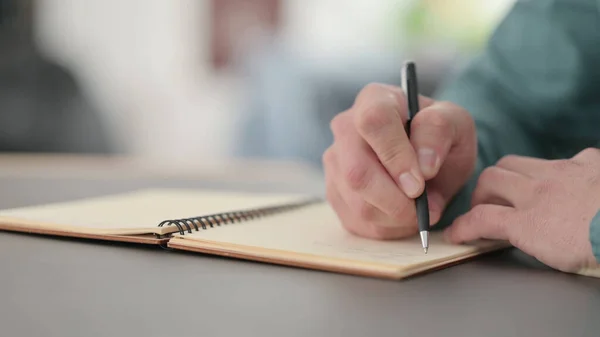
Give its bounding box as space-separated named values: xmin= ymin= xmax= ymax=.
xmin=172 ymin=202 xmax=505 ymax=274
xmin=0 ymin=189 xmax=308 ymax=235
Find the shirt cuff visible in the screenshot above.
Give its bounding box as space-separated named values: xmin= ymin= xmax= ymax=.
xmin=590 ymin=210 xmax=600 ymax=263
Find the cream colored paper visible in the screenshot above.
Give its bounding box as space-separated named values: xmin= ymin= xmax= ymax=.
xmin=0 ymin=189 xmax=308 ymax=235
xmin=170 ymin=202 xmax=507 ymax=278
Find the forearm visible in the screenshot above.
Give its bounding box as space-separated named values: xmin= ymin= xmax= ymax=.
xmin=430 ymin=0 xmax=600 ymax=228
xmin=433 ymin=67 xmax=548 ymax=228
xmin=432 ymin=51 xmax=551 ymax=229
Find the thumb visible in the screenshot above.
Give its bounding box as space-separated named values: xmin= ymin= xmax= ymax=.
xmin=443 ymin=204 xmax=514 ymax=243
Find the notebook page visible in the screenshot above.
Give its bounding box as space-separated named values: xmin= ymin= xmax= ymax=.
xmin=175 ymin=202 xmax=503 ymax=267
xmin=0 ymin=189 xmax=309 ymax=235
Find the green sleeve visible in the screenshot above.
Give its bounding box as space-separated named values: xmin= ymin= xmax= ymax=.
xmin=432 ymin=0 xmax=600 ymax=234
xmin=591 ymin=211 xmax=600 ymax=263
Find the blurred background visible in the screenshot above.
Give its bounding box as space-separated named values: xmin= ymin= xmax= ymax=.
xmin=0 ymin=0 xmax=515 ymax=169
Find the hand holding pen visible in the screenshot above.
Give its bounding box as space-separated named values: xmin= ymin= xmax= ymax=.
xmin=402 ymin=62 xmax=430 ymax=252
xmin=323 ymin=61 xmax=477 ymax=244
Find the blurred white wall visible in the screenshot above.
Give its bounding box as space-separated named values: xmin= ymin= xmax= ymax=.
xmin=34 ymin=0 xmax=241 ymax=161
xmin=31 ymin=0 xmax=409 ymax=162
xmin=281 ymin=0 xmax=407 ymax=61
xmin=30 ymin=0 xmax=514 ymax=161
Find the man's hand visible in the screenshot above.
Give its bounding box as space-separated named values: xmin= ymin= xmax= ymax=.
xmin=445 ymin=148 xmax=600 ymax=272
xmin=323 ymin=83 xmax=477 ymax=239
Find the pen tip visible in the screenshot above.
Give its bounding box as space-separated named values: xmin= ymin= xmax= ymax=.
xmin=420 ymin=231 xmax=429 ymax=254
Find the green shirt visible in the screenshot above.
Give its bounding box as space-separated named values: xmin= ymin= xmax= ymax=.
xmin=434 ymin=0 xmax=600 ymax=262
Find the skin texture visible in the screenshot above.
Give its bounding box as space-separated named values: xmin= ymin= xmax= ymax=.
xmin=444 ymin=149 xmax=600 ymax=272
xmin=323 ymin=83 xmax=598 ymax=272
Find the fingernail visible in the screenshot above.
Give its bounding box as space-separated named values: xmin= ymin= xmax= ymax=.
xmin=418 ymin=148 xmax=439 ymax=176
xmin=399 ymin=172 xmax=421 ymax=197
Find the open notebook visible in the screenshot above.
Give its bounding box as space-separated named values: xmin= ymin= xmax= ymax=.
xmin=0 ymin=188 xmax=594 ymax=279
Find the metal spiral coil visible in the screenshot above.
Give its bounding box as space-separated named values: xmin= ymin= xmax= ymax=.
xmin=157 ymin=198 xmax=322 ymax=235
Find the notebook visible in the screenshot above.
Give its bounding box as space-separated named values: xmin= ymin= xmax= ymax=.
xmin=0 ymin=188 xmax=593 ymax=279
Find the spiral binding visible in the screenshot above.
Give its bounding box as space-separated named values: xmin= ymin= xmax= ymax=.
xmin=157 ymin=198 xmax=322 ymax=236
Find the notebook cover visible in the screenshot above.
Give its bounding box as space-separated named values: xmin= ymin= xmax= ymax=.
xmin=167 ymin=237 xmax=510 ymax=279
xmin=0 ymin=221 xmax=167 ymax=244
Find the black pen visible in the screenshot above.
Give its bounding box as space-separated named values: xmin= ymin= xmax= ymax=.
xmin=402 ymin=61 xmax=430 ymax=253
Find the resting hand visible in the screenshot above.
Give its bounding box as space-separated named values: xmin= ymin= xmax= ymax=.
xmin=445 ymin=148 xmax=600 ymax=272
xmin=323 ymin=83 xmax=476 ymax=239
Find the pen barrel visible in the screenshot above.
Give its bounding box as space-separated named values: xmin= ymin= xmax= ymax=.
xmin=405 ymin=62 xmax=420 ymax=119
xmin=403 ymin=61 xmax=429 ymax=234
xmin=415 ymin=190 xmax=430 ymax=232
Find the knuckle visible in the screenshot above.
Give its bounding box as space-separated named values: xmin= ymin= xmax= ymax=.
xmin=357 ymin=82 xmax=388 ymax=102
xmin=423 ymin=100 xmax=473 ymax=134
xmin=468 ymin=204 xmax=488 ymax=224
xmin=411 ymin=111 xmax=452 ymax=142
xmin=436 ymin=100 xmax=460 ymax=110
xmin=344 ymin=163 xmax=371 ymax=191
xmin=378 ymin=144 xmax=407 ymax=168
xmin=550 ymin=159 xmax=572 ymax=172
xmin=368 ymin=225 xmax=395 ymax=240
xmin=440 ymin=100 xmax=469 ymax=116
xmin=437 ymin=100 xmax=471 ymax=117
xmin=322 ymin=146 xmax=335 ymax=167
xmin=581 ymin=147 xmax=600 ymax=157
xmin=357 ymin=201 xmax=377 ymax=222
xmin=389 ymin=200 xmax=416 ymax=223
xmin=576 ymin=147 xmax=600 ymax=160
xmin=355 ymin=104 xmax=393 ymax=136
xmin=508 ymin=211 xmax=532 ymax=246
xmin=496 ymin=154 xmax=519 ymax=168
xmin=507 ymin=231 xmax=523 ymax=247
xmin=533 ymin=178 xmax=556 ymax=196
xmin=468 ymin=204 xmax=506 ymax=235
xmin=330 ymin=112 xmax=349 ymax=138
xmin=424 ymin=111 xmax=450 ymax=130
xmin=478 ymin=166 xmax=500 ymax=185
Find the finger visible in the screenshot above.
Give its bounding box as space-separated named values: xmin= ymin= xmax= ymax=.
xmin=573 ymin=147 xmax=600 ymax=163
xmin=323 ymin=149 xmax=354 ymax=230
xmin=337 ymin=182 xmax=418 ymax=240
xmin=328 ymin=127 xmax=443 ymax=228
xmin=330 ymin=111 xmax=416 ymax=227
xmin=471 ymin=166 xmax=534 ymax=209
xmin=444 ymin=204 xmax=517 ymax=244
xmin=426 ymin=188 xmax=446 ymax=225
xmin=496 ymin=155 xmax=547 ymax=177
xmin=352 ymin=83 xmax=426 ymax=198
xmin=324 ymin=144 xmax=416 ymax=239
xmin=378 ymin=83 xmax=435 ymax=108
xmin=412 ymin=101 xmax=477 ymax=217
xmin=322 ymin=145 xmax=338 ymax=201
xmin=409 ymin=102 xmax=462 ymax=179
xmin=324 ymin=148 xmax=343 ymax=212
xmin=323 ymin=145 xmax=366 ymax=228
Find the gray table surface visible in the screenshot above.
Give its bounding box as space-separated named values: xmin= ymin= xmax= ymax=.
xmin=1 ymin=174 xmax=600 ymax=337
